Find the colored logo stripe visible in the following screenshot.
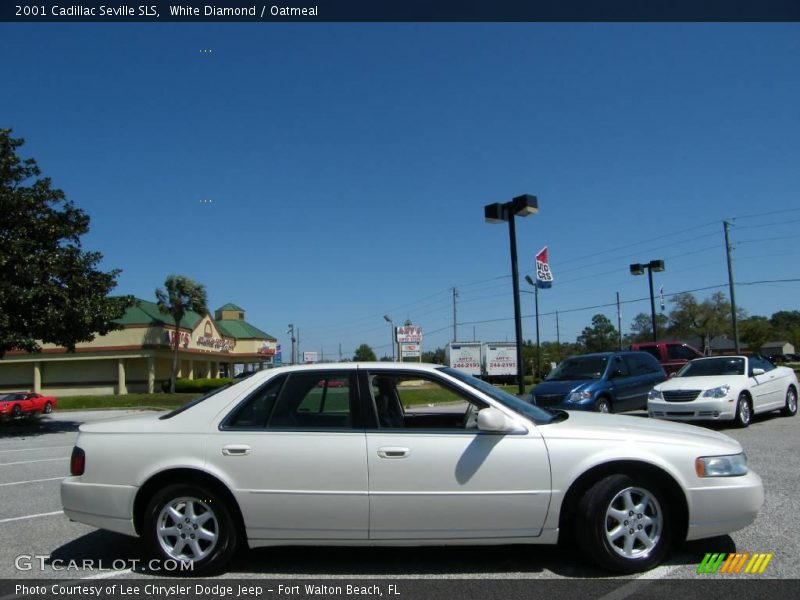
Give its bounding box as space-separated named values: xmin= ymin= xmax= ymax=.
xmin=697 ymin=552 xmax=773 ymax=575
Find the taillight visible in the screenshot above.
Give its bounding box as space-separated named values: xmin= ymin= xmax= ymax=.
xmin=70 ymin=447 xmax=85 ymax=476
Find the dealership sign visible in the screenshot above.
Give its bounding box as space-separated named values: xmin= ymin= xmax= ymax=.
xmin=304 ymin=351 xmax=318 ymax=363
xmin=396 ymin=325 xmax=422 ymax=344
xmin=401 ymin=343 xmax=421 ymax=357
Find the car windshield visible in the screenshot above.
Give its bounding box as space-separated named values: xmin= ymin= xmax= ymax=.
xmin=677 ymin=357 xmax=745 ymax=377
xmin=438 ymin=367 xmax=555 ymax=424
xmin=545 ymin=356 xmax=608 ymax=381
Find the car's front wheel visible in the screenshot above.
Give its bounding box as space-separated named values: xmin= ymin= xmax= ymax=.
xmin=143 ymin=484 xmax=239 ymax=575
xmin=43 ymin=401 xmax=53 ymax=414
xmin=734 ymin=393 xmax=752 ymax=427
xmin=575 ymin=474 xmax=671 ymax=573
xmin=595 ymin=397 xmax=612 ymax=413
xmin=782 ymin=386 xmax=797 ymax=417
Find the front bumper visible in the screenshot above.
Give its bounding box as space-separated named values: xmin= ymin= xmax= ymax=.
xmin=686 ymin=470 xmax=764 ymax=540
xmin=61 ymin=477 xmax=138 ymax=537
xmin=648 ymin=397 xmax=737 ymax=421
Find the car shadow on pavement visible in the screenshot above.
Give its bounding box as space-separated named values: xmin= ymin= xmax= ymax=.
xmin=0 ymin=417 xmax=81 ymax=438
xmin=48 ymin=530 xmax=143 ymax=568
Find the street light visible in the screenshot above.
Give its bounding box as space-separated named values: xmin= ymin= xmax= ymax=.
xmin=524 ymin=275 xmax=541 ymax=381
xmin=383 ymin=315 xmax=395 ymax=361
xmin=484 ymin=194 xmax=539 ymax=395
xmin=629 ymin=260 xmax=665 ymax=342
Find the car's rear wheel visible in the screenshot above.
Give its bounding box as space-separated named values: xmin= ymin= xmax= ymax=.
xmin=143 ymin=484 xmax=239 ymax=575
xmin=734 ymin=393 xmax=752 ymax=427
xmin=43 ymin=401 xmax=53 ymax=414
xmin=782 ymin=386 xmax=797 ymax=417
xmin=595 ymin=397 xmax=612 ymax=413
xmin=575 ymin=474 xmax=671 ymax=573
xmin=11 ymin=405 xmax=22 ymax=419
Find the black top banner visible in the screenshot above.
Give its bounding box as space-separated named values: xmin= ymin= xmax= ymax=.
xmin=3 ymin=0 xmax=800 ymax=22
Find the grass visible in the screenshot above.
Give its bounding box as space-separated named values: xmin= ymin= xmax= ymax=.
xmin=57 ymin=393 xmax=197 ymax=411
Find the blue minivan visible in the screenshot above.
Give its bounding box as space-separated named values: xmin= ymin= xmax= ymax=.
xmin=528 ymin=351 xmax=666 ymax=413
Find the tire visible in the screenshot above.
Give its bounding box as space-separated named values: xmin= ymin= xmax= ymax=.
xmin=43 ymin=402 xmax=53 ymax=414
xmin=143 ymin=484 xmax=239 ymax=575
xmin=734 ymin=393 xmax=752 ymax=428
xmin=782 ymin=386 xmax=797 ymax=417
xmin=595 ymin=397 xmax=612 ymax=414
xmin=575 ymin=474 xmax=671 ymax=574
xmin=11 ymin=405 xmax=22 ymax=419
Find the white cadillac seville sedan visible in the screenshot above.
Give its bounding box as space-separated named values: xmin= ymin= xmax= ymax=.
xmin=62 ymin=363 xmax=763 ymax=575
xmin=648 ymin=355 xmax=798 ymax=427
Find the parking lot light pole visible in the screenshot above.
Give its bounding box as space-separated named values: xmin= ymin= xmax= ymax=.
xmin=383 ymin=315 xmax=395 ymax=361
xmin=629 ymin=260 xmax=665 ymax=342
xmin=485 ymin=194 xmax=539 ymax=395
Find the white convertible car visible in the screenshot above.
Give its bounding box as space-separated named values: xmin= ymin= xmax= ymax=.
xmin=648 ymin=355 xmax=798 ymax=427
xmin=62 ymin=363 xmax=763 ymax=575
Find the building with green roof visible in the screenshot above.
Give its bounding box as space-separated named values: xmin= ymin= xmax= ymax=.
xmin=0 ymin=300 xmax=278 ymax=395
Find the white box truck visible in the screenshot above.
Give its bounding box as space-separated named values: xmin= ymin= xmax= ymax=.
xmin=445 ymin=342 xmax=483 ymax=377
xmin=482 ymin=342 xmax=517 ymax=383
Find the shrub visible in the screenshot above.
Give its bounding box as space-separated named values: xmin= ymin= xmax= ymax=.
xmin=161 ymin=378 xmax=233 ymax=393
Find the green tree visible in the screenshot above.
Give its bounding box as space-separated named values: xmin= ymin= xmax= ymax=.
xmin=422 ymin=347 xmax=446 ymax=364
xmin=667 ymin=292 xmax=742 ymax=351
xmin=739 ymin=316 xmax=771 ymax=354
xmin=629 ymin=312 xmax=669 ymax=343
xmin=577 ymin=314 xmax=619 ymax=353
xmin=156 ymin=275 xmax=208 ymax=393
xmin=353 ymin=343 xmax=377 ymax=361
xmin=0 ymin=129 xmax=133 ymax=358
xmin=770 ymin=311 xmax=800 ymax=348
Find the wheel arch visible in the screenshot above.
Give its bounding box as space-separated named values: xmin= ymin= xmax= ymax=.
xmin=558 ymin=459 xmax=688 ymax=545
xmin=133 ymin=468 xmax=246 ymax=542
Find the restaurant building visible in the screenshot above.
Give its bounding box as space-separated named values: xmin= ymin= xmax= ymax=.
xmin=0 ymin=301 xmax=278 ymax=396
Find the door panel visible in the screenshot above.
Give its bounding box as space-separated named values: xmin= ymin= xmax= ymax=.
xmin=366 ymin=431 xmax=550 ymax=539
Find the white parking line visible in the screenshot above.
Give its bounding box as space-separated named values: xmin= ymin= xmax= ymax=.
xmin=0 ymin=445 xmax=73 ymax=453
xmin=597 ymin=563 xmax=678 ymax=600
xmin=0 ymin=457 xmax=68 ymax=467
xmin=0 ymin=476 xmax=66 ymax=487
xmin=0 ymin=510 xmax=63 ymax=524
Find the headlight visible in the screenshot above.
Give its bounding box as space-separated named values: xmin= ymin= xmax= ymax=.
xmin=702 ymin=384 xmax=730 ymax=399
xmin=648 ymin=389 xmax=663 ymax=401
xmin=695 ymin=453 xmax=748 ymax=477
xmin=567 ymin=391 xmax=592 ymax=402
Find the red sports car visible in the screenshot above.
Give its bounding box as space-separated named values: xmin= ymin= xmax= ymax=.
xmin=0 ymin=392 xmax=58 ymax=420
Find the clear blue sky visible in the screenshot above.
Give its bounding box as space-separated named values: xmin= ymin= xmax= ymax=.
xmin=3 ymin=23 xmax=799 ymax=359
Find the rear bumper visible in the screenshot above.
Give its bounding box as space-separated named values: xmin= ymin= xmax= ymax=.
xmin=61 ymin=477 xmax=138 ymax=537
xmin=686 ymin=470 xmax=764 ymax=540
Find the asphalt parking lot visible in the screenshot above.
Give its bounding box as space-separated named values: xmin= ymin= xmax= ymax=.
xmin=1 ymin=408 xmax=798 ymax=584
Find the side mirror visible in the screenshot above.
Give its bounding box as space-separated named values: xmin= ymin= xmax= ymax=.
xmin=751 ymin=368 xmax=765 ymax=376
xmin=477 ymin=407 xmax=513 ymax=432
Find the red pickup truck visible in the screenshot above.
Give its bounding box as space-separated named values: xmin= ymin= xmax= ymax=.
xmin=629 ymin=341 xmax=704 ymax=375
xmin=0 ymin=392 xmax=58 ymax=420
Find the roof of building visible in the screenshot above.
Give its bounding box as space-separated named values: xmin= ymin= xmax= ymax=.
xmin=115 ymin=299 xmax=203 ymax=329
xmin=217 ymin=303 xmax=245 ymax=312
xmin=216 ymin=319 xmax=276 ymax=341
xmin=115 ymin=299 xmax=275 ymax=341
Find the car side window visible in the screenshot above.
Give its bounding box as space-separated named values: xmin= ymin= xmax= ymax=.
xmin=222 ymin=375 xmax=286 ymax=429
xmin=624 ymin=354 xmax=658 ymax=375
xmin=639 ymin=346 xmax=661 ymax=361
xmin=749 ymin=356 xmax=775 ymax=374
xmin=667 ymin=345 xmax=697 ymax=361
xmin=268 ymin=371 xmax=356 ymax=429
xmin=367 ymin=372 xmax=486 ymax=431
xmin=609 ymin=356 xmax=630 ymax=378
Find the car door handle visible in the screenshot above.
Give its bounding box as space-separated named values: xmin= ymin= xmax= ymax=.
xmin=221 ymin=445 xmax=251 ymax=456
xmin=377 ymin=447 xmax=410 ymax=459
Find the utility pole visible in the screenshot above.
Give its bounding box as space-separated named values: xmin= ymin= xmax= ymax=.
xmin=338 ymin=343 xmax=342 ymax=361
xmin=287 ymin=324 xmax=296 ymax=365
xmin=297 ymin=328 xmax=301 ymax=363
xmin=724 ymin=221 xmax=741 ymax=352
xmin=452 ymin=287 xmax=458 ymax=342
xmin=616 ymin=292 xmax=623 ymax=350
xmin=556 ymin=309 xmax=561 ymax=347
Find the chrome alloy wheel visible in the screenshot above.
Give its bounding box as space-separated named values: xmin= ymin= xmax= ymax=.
xmin=156 ymin=496 xmax=219 ymax=561
xmin=787 ymin=388 xmax=797 ymax=414
xmin=604 ymin=486 xmax=663 ymax=559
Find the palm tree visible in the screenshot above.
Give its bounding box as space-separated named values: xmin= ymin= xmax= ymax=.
xmin=156 ymin=275 xmax=208 ymax=393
